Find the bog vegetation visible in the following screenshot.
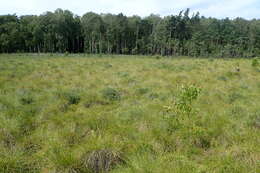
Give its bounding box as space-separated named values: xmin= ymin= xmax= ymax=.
xmin=0 ymin=54 xmax=259 ymax=173
xmin=0 ymin=8 xmax=260 ymax=57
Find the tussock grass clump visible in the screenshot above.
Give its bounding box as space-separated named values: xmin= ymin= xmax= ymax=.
xmin=57 ymin=89 xmax=81 ymax=105
xmin=19 ymin=92 xmax=35 ymax=105
xmin=191 ymin=126 xmax=211 ymax=149
xmin=65 ymin=92 xmax=81 ymax=105
xmin=82 ymin=149 xmax=123 ymax=173
xmin=0 ymin=129 xmax=16 ymax=148
xmin=252 ymin=117 xmax=260 ymax=129
xmin=84 ymin=94 xmax=108 ymax=108
xmin=248 ymin=111 xmax=260 ymax=129
xmin=228 ymin=92 xmax=243 ymax=103
xmin=102 ymin=88 xmax=121 ymax=101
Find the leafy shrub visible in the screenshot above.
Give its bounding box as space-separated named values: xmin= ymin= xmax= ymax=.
xmin=175 ymin=85 xmax=201 ymax=114
xmin=179 ymin=85 xmax=201 ymax=104
xmin=102 ymin=88 xmax=121 ymax=101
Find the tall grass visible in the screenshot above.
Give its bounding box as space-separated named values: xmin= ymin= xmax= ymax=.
xmin=0 ymin=54 xmax=259 ymax=173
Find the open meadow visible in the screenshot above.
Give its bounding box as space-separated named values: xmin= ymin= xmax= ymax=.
xmin=0 ymin=54 xmax=259 ymax=173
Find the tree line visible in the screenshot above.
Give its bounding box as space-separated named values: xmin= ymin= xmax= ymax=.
xmin=0 ymin=8 xmax=260 ymax=57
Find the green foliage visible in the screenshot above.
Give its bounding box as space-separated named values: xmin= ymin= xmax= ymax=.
xmin=2 ymin=9 xmax=260 ymax=57
xmin=179 ymin=85 xmax=201 ymax=104
xmin=175 ymin=84 xmax=201 ymax=114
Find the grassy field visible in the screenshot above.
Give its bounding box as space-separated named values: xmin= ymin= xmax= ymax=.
xmin=0 ymin=54 xmax=259 ymax=173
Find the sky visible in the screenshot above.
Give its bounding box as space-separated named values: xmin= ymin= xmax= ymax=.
xmin=1 ymin=0 xmax=260 ymax=19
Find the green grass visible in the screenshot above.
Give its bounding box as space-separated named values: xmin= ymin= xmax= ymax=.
xmin=0 ymin=54 xmax=259 ymax=173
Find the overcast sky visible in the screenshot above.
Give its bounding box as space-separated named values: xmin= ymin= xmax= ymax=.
xmin=1 ymin=0 xmax=260 ymax=19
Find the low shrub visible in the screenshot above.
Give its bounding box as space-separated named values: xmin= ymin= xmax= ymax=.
xmin=175 ymin=84 xmax=201 ymax=114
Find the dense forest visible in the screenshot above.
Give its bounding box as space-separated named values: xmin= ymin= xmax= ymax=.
xmin=0 ymin=8 xmax=260 ymax=57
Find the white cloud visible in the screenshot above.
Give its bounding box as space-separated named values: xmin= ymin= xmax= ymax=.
xmin=0 ymin=0 xmax=259 ymax=19
xmin=195 ymin=0 xmax=259 ymax=19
